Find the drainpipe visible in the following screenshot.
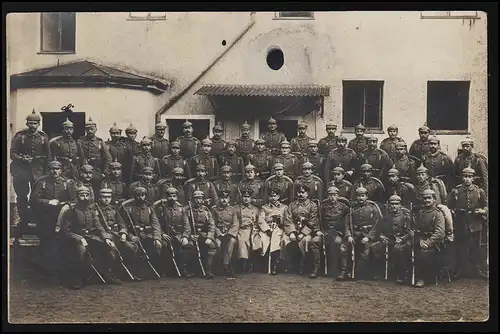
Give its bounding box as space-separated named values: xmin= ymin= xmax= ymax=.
xmin=155 ymin=12 xmax=257 ymax=123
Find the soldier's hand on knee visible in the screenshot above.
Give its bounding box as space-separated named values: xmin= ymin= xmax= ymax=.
xmin=120 ymin=233 xmax=127 ymax=243
xmin=474 ymin=209 xmax=487 ymax=215
xmin=192 ymin=235 xmax=199 ymax=242
xmin=181 ymin=237 xmax=189 ymax=246
xmin=395 ymin=237 xmax=403 ymax=244
xmin=380 ymin=236 xmax=390 ymax=245
xmin=298 ymin=234 xmax=304 ymax=241
xmin=131 ymin=236 xmax=139 ymax=243
xmin=361 ymin=237 xmax=369 ymax=244
xmin=205 ymin=238 xmax=213 ymax=245
xmin=347 ymin=236 xmax=354 ymax=244
xmin=289 ymin=233 xmax=297 ymax=241
xmin=446 ymin=233 xmax=454 ymax=243
xmin=154 ymin=239 xmax=162 ymax=250
xmin=162 ymin=233 xmax=171 ymax=243
xmin=316 ymin=231 xmax=324 ymax=237
xmin=48 ymin=199 xmax=60 ymax=206
xmin=106 ymin=238 xmax=116 ymax=248
xmin=80 ymin=238 xmax=88 ymax=247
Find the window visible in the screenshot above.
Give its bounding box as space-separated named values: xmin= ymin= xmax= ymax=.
xmin=427 ymin=81 xmax=470 ymax=133
xmin=342 ymin=81 xmax=384 ymax=131
xmin=40 ymin=12 xmax=76 ymax=53
xmin=128 ymin=12 xmax=167 ymax=21
xmin=274 ymin=12 xmax=314 ymax=20
xmin=41 ymin=111 xmax=86 ymax=139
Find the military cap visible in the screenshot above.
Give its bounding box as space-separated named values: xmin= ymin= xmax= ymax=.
xmin=355 ymin=123 xmax=365 ymax=131
xmin=140 ymin=137 xmax=152 ymax=145
xmin=26 ymin=109 xmax=41 ymax=122
xmin=172 ymin=167 xmax=184 ymax=174
xmin=62 ymin=117 xmax=74 ymax=128
xmin=99 ymin=187 xmax=113 ymax=195
xmin=428 ymin=135 xmax=440 ymax=144
xmin=192 ymin=190 xmax=205 ymax=198
xmin=134 ymin=187 xmax=147 ymax=196
xmin=196 ymin=164 xmax=206 ymax=171
xmin=201 ymin=138 xmax=212 ymax=146
xmin=387 ymin=125 xmax=398 ymax=131
xmin=388 ymin=166 xmax=400 ymax=176
xmin=308 ymin=140 xmax=318 ymax=147
xmin=213 ymin=122 xmax=224 ymax=131
xmin=241 ymin=121 xmax=251 ymax=130
xmin=155 ymin=122 xmax=167 ymax=129
xmin=360 ymin=163 xmax=373 ymax=171
xmin=327 ymin=186 xmax=340 ymax=195
xmin=170 ymin=141 xmax=181 ymax=148
xmin=109 ymin=122 xmax=120 ymax=133
xmin=461 ymin=137 xmax=473 ymax=146
xmin=240 ymin=188 xmax=253 ymax=196
xmin=462 ymin=167 xmax=476 ymax=175
xmin=245 ymin=163 xmax=255 ymax=171
xmin=183 ymin=120 xmax=193 ymax=128
xmin=85 ymin=117 xmax=96 ymax=127
xmin=220 ymin=165 xmax=232 ymax=172
xmin=356 ymin=187 xmax=368 ymax=195
xmin=76 ymin=185 xmax=91 ymax=195
xmin=110 ymin=160 xmax=122 ymax=169
xmin=325 ymin=122 xmax=337 ymax=129
xmin=48 ymin=161 xmax=62 ymax=169
xmin=226 ymin=140 xmax=237 ymax=147
xmin=141 ymin=166 xmax=153 ymax=174
xmin=333 ymin=167 xmax=345 ymax=174
xmin=416 ymin=164 xmax=428 ymax=174
xmin=395 ymin=141 xmax=407 ymax=149
xmin=302 ymin=162 xmax=314 ymax=169
xmin=81 ymin=164 xmax=94 ymax=172
xmin=273 ymin=163 xmax=284 ymax=170
xmin=418 ymin=126 xmax=430 ymax=133
xmin=296 ymin=184 xmax=310 ymax=193
xmin=336 ymin=134 xmax=347 ymax=141
xmin=125 ymin=123 xmax=138 ymax=133
xmin=388 ymin=195 xmax=402 ymax=203
xmin=268 ymin=187 xmax=281 ymax=196
xmin=366 ymin=133 xmax=378 ymax=141
xmin=421 ymin=189 xmax=435 ymax=197
xmin=218 ymin=189 xmax=230 ymax=197
xmin=255 ymin=139 xmax=266 ymax=145
xmin=280 ymin=140 xmax=291 ymax=147
xmin=298 ymin=121 xmax=308 ymax=129
xmin=268 ymin=117 xmax=277 ymax=124
xmin=165 ymin=187 xmax=178 ymax=195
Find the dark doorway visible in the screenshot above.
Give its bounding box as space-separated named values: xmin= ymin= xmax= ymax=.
xmin=41 ymin=111 xmax=86 ymax=140
xmin=166 ymin=119 xmax=210 ymax=143
xmin=258 ymin=119 xmax=298 ymax=142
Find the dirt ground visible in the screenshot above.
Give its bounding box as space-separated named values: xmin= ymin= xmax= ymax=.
xmin=8 ymin=247 xmax=489 ymax=324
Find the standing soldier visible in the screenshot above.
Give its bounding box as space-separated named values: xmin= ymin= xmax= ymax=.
xmin=323 ymin=135 xmax=357 ymax=185
xmin=352 ymin=164 xmax=386 ymax=204
xmin=213 ymin=165 xmax=239 ymax=205
xmin=160 ymin=141 xmax=190 ymax=179
xmin=385 ymin=167 xmax=416 ymax=207
xmin=294 ymin=162 xmax=324 ymax=202
xmin=158 ymin=167 xmax=188 ymax=205
xmin=219 ymin=140 xmax=245 ymax=183
xmin=51 ymin=118 xmax=85 ymax=180
xmin=413 ymin=189 xmax=446 ymax=288
xmin=447 ymin=167 xmax=488 ymax=279
xmin=263 ymin=163 xmax=294 ymax=205
xmin=393 ymin=141 xmax=418 ymax=185
xmin=150 ymin=122 xmax=170 ymax=160
xmin=100 ymin=160 xmax=127 ymax=209
xmin=422 ymin=135 xmax=454 ymax=190
xmin=348 ymin=123 xmax=368 ymax=156
xmin=211 ymin=189 xmax=239 ymax=278
xmin=300 ymin=140 xmax=324 ymax=178
xmin=177 ymin=120 xmax=201 ymax=160
xmin=283 ymin=184 xmax=322 ymax=278
xmin=272 ymin=140 xmax=300 ymax=179
xmin=409 ymin=125 xmax=440 ymax=163
xmin=210 ymin=122 xmax=226 ymax=160
xmin=128 ymin=167 xmax=160 ymax=204
xmin=236 ymin=121 xmax=255 ymax=164
xmin=190 ymin=137 xmax=219 ymax=181
xmin=104 ymin=123 xmax=129 ymax=183
xmin=184 ymin=164 xmax=218 ymax=207
xmin=77 ymin=117 xmax=112 ymax=189
xmin=414 ymin=164 xmax=447 ymax=211
xmin=248 ymin=139 xmax=273 ymax=181
xmin=130 ymin=137 xmax=161 ymax=184
xmin=318 ymin=122 xmax=338 ymax=157
xmin=326 ymin=167 xmax=354 ymax=201
xmin=123 ymin=123 xmax=141 ymax=157
xmin=290 ymin=121 xmax=313 ymax=160
xmin=380 ymin=125 xmax=404 ymax=162
xmin=238 ymin=164 xmax=265 ymax=207
xmin=10 ymin=109 xmax=50 ymax=237
xmin=358 ymin=134 xmax=393 ymax=182
xmin=73 ymin=164 xmax=97 ymax=203
xmin=453 ymin=137 xmax=488 ymax=191
xmin=261 ymin=117 xmax=287 ymax=157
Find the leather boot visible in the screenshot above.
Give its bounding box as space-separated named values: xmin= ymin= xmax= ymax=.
xmin=223 ymin=264 xmax=236 ymax=279
xmin=309 ymin=249 xmax=320 ymax=279
xmin=205 ymin=254 xmax=215 ymax=279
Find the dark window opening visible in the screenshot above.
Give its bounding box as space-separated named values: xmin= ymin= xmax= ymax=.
xmin=41 ymin=111 xmax=86 ymax=139
xmin=267 ymin=48 xmax=284 ymax=71
xmin=277 ymin=12 xmax=314 ymax=19
xmin=166 ymin=119 xmax=210 ymax=143
xmin=427 ymin=81 xmax=470 ymax=131
xmin=40 ymin=12 xmax=76 ymax=53
xmin=258 ymin=119 xmax=298 ymax=142
xmin=342 ymin=80 xmax=384 ymax=130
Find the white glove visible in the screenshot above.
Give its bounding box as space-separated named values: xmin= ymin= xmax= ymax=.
xmin=81 ymin=238 xmax=88 ymax=247
xmin=205 ymin=239 xmax=212 ymax=245
xmin=105 ymin=239 xmax=115 ymax=248
xmin=120 ymin=233 xmax=127 ymax=242
xmin=48 ymin=199 xmax=60 ymax=206
xmin=181 ymin=237 xmax=189 ymax=246
xmin=361 ymin=237 xmax=369 ymax=244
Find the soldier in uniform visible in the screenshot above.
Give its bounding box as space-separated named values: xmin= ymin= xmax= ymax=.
xmin=318 ymin=122 xmax=338 ymax=157
xmin=184 ymin=164 xmax=218 ymax=207
xmin=422 ymin=135 xmax=454 ymax=190
xmin=30 ymin=161 xmax=73 ymax=281
xmin=414 ymin=164 xmax=447 ymax=211
xmin=261 ymin=117 xmax=287 ymax=157
xmin=283 ymin=184 xmax=322 ymax=278
xmin=379 ymin=125 xmax=404 ymax=162
xmin=393 ymin=141 xmax=418 ymax=185
xmin=263 ymin=163 xmax=294 ymax=205
xmin=10 ymin=109 xmax=50 ymax=236
xmin=210 ymin=122 xmax=226 ymax=160
xmin=348 ymin=123 xmax=368 ymax=156
xmin=248 ymin=139 xmax=273 ymax=181
xmin=453 ymin=137 xmax=488 ymax=191
xmin=447 ymin=167 xmax=488 ymax=279
xmin=409 ymin=125 xmax=440 ymax=162
xmin=157 ymin=167 xmax=188 ymax=205
xmin=294 ymin=162 xmax=324 ymax=202
xmin=238 ymin=164 xmax=265 ymax=207
xmin=326 ymin=167 xmax=354 ymax=201
xmin=104 ymin=123 xmax=130 ymax=184
xmin=60 ymin=185 xmax=123 ymax=289
xmin=150 ymin=122 xmax=170 ymax=160
xmin=128 ymin=166 xmax=160 ymax=204
xmin=323 ymin=134 xmax=357 ymax=185
xmin=321 ymin=186 xmax=351 ymax=279
xmin=130 ymin=137 xmax=161 ymax=184
xmin=236 ymin=121 xmax=255 ymax=164
xmin=51 ymin=118 xmax=85 ymax=180
xmin=123 ymin=123 xmax=141 ymax=157
xmin=211 ymin=189 xmax=239 ymax=278
xmin=413 ymin=189 xmax=446 ymax=288
xmin=186 ymin=190 xmax=217 ymax=278
xmin=385 ymin=166 xmax=416 ymax=207
xmin=272 ymin=140 xmax=300 ymax=179
xmin=100 ymin=160 xmax=127 ymax=209
xmin=233 ymin=188 xmax=261 ymax=273
xmin=160 ymin=140 xmax=190 ymax=179
xmin=77 ymin=117 xmax=112 ymax=190
xmin=212 ymin=165 xmax=239 ymax=205
xmin=219 ymin=140 xmax=245 ymax=182
xmin=352 ymin=164 xmax=386 ymax=204
xmin=73 ymin=164 xmax=97 ymax=203
xmin=300 ymin=140 xmax=324 ymax=178
xmin=176 ymin=120 xmax=201 ymax=160
xmin=358 ymin=134 xmax=393 ymax=182
xmin=290 ymin=121 xmax=313 ymax=160
xmin=190 ymin=137 xmax=219 ymax=181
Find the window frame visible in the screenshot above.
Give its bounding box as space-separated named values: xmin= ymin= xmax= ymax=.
xmin=127 ymin=12 xmax=167 ymax=21
xmin=39 ymin=12 xmax=76 ymax=54
xmin=273 ymin=12 xmax=315 ymax=20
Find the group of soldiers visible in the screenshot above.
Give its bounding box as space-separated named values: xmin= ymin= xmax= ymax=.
xmin=10 ymin=110 xmax=488 ymax=290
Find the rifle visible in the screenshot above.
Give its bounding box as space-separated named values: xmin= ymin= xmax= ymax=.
xmin=384 ymin=201 xmax=389 ymax=280
xmin=188 ymin=200 xmax=207 ymax=277
xmin=85 ymin=245 xmax=107 ymax=284
xmin=410 ymin=202 xmax=416 ymax=286
xmin=153 ymin=199 xmax=181 ymax=277
xmin=349 ymin=207 xmax=356 ymax=280
xmin=268 ymin=220 xmax=276 ymax=275
xmin=120 ymin=199 xmax=161 ymax=279
xmin=95 ymin=203 xmax=135 ymax=281
xmin=314 ymin=198 xmax=327 ymax=276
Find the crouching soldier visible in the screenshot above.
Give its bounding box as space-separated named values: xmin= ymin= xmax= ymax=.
xmin=59 ymin=185 xmax=123 ymax=289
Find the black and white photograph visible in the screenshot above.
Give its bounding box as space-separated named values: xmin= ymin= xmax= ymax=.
xmin=5 ymin=9 xmax=491 ymax=324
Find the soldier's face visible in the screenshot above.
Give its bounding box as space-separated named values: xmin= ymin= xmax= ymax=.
xmin=256 ymin=143 xmax=265 ymax=151
xmin=309 ymin=146 xmax=318 ymax=154
xmin=423 ymin=195 xmax=434 ymax=207
xmin=245 ymin=170 xmax=255 ymax=179
xmin=202 ymin=144 xmax=211 ymax=154
xmin=396 ymin=147 xmax=406 ymax=157
xmin=362 ymin=170 xmax=372 ymax=179
xmin=281 ymin=147 xmax=290 ymax=155
xmin=419 ymin=131 xmax=429 ymax=140
xmin=357 ymin=193 xmax=367 ymax=203
xmin=167 ymin=193 xmax=177 ymax=203
xmin=126 ymin=132 xmax=137 ymax=141
xmin=110 ymin=131 xmax=121 ymax=140
xmin=388 ymin=174 xmax=399 ymax=184
xmin=26 ymin=120 xmax=40 ymax=131
xmin=156 ymin=128 xmax=166 ymax=137
xmin=303 ymin=168 xmax=313 ymax=177
xmin=112 ymin=167 xmax=122 ymax=178
xmin=355 ymin=129 xmax=364 ymax=137
xmin=242 ymin=129 xmax=250 ymax=137
xmin=337 ymin=140 xmax=347 ymax=149
xmin=328 ymin=193 xmax=338 ymax=202
xmin=220 ymin=197 xmax=230 ymax=206
xmin=275 ymin=169 xmax=284 ymax=177
xmin=174 ymin=173 xmax=184 ymax=181
xmin=221 ymin=171 xmax=232 ymax=180
xmin=388 ymin=130 xmax=398 ymax=138
xmin=81 ymin=171 xmax=92 ymax=181
xmin=268 ymin=122 xmax=277 ymax=131
xmin=298 ymin=127 xmax=307 ymax=136
xmin=86 ymin=126 xmax=97 ymax=136
xmin=135 ymin=194 xmax=147 ymax=203
xmin=463 ymin=174 xmax=474 ymax=186
xmin=333 ymin=172 xmax=343 ymax=182
xmin=63 ymin=127 xmax=74 ymax=137
xmin=368 ymin=139 xmax=377 ymax=149
xmin=227 ymin=145 xmax=236 ymax=154
xmin=142 ymin=143 xmax=152 ymax=152
xmin=50 ymin=167 xmax=62 ymax=178
xmin=78 ymin=193 xmax=90 ymax=203
xmin=326 ymin=127 xmax=336 ymax=136
xmin=462 ymin=143 xmax=472 ymax=153
xmin=270 ymin=193 xmax=280 ymax=203
xmin=184 ymin=126 xmax=193 ymax=135
xmin=171 ymin=147 xmax=181 ymax=155
xmin=297 ymin=189 xmax=308 ymax=200
xmin=142 ymin=173 xmax=153 ymax=183
xmin=197 ymin=170 xmax=206 ymax=179
xmin=429 ymin=142 xmax=439 ymax=152
xmin=213 ymin=130 xmax=223 ymax=138
xmin=100 ymin=194 xmax=112 ymax=206
xmin=417 ymin=172 xmax=428 ymax=183
xmin=194 ymin=197 xmax=204 ymax=206
xmin=389 ymin=202 xmax=401 ymax=212
xmin=242 ymin=195 xmax=252 ymax=204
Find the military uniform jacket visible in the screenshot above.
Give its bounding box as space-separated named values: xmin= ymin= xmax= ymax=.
xmin=128 ymin=181 xmax=160 ymax=204
xmin=352 ymin=177 xmax=385 ymax=203
xmin=188 ymin=204 xmax=216 ymax=241
xmin=350 ymin=200 xmax=382 ymax=239
xmin=263 ymin=175 xmax=294 ymax=204
xmin=210 ymin=137 xmax=226 ymax=159
xmin=378 ymin=207 xmax=412 ymax=239
xmin=290 ymin=135 xmax=313 ymax=159
xmin=156 ymin=201 xmax=191 ymax=240
xmin=131 ymin=153 xmax=161 ymax=184
xmin=348 ymin=137 xmax=368 ymax=156
xmin=272 ymin=154 xmax=299 ymax=179
xmin=394 ymin=155 xmax=418 ymax=184
xmin=158 ymin=179 xmax=187 ymax=205
xmin=415 ymin=179 xmax=447 ymax=209
xmin=213 ymin=179 xmax=239 ymax=205
xmin=190 ymin=153 xmax=219 ymax=180
xmin=150 ymin=136 xmax=170 ymax=160
xmin=219 ymin=153 xmax=245 ymax=182
xmin=31 ymin=175 xmax=73 ymax=217
xmin=415 ymin=205 xmax=445 ymax=248
xmin=318 ymin=135 xmax=337 ymax=157
xmin=95 ymin=203 xmax=128 ymax=235
xmin=236 ymin=137 xmax=255 ymax=163
xmin=62 ymin=203 xmax=111 ymax=242
xmin=300 ymin=153 xmax=325 ymax=178
xmin=122 ymin=202 xmax=162 ymax=241
xmin=51 ymin=136 xmax=85 ymax=180
xmin=176 ymin=135 xmax=201 ymax=160
xmin=238 ymin=178 xmax=264 ymax=207
xmin=160 ymin=154 xmax=190 ymax=179
xmin=284 ymin=199 xmax=319 ymax=236
xmin=248 ymin=151 xmax=273 ymax=179
xmin=453 ymin=153 xmax=488 ymax=190
xmin=258 ymin=202 xmax=287 ymax=232
xmin=379 ymin=137 xmax=404 ymax=162
xmin=184 ymin=178 xmax=218 ymax=207
xmin=409 ymin=139 xmax=440 ymax=162
xmin=358 ymin=148 xmax=394 ymax=180
xmin=10 ymin=129 xmax=50 ymax=180
xmin=323 ymin=148 xmax=358 ymax=184
xmin=101 ymin=178 xmax=127 ymax=207
xmin=384 ymin=182 xmax=415 ymax=206
xmin=105 ymin=138 xmax=129 ymax=167
xmin=261 ymin=131 xmax=287 ymax=156
xmin=321 ymin=199 xmax=350 ymax=237
xmin=448 ymin=184 xmax=488 ymax=233
xmin=211 ymin=204 xmax=238 ymax=238
xmin=123 ymin=138 xmax=141 ymax=157
xmin=77 ymin=135 xmax=112 ymax=177
xmin=423 ymin=151 xmax=453 ymax=183
xmin=232 ymin=203 xmax=260 ymax=232
xmin=294 ymin=175 xmax=324 ymax=202
xmin=326 ymin=180 xmax=354 ymax=201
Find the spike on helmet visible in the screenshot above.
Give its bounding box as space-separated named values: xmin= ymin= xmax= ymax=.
xmin=85 ymin=117 xmax=96 ymax=127
xmin=241 ymin=121 xmax=251 ymax=130
xmin=26 ymin=109 xmax=41 ymax=122
xmin=62 ymin=117 xmax=74 ymax=128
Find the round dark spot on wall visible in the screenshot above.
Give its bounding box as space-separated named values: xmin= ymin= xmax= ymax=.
xmin=222 ymin=40 xmax=227 ymax=46
xmin=267 ymin=48 xmax=284 ymax=71
xmin=356 ymin=27 xmax=359 ymax=30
